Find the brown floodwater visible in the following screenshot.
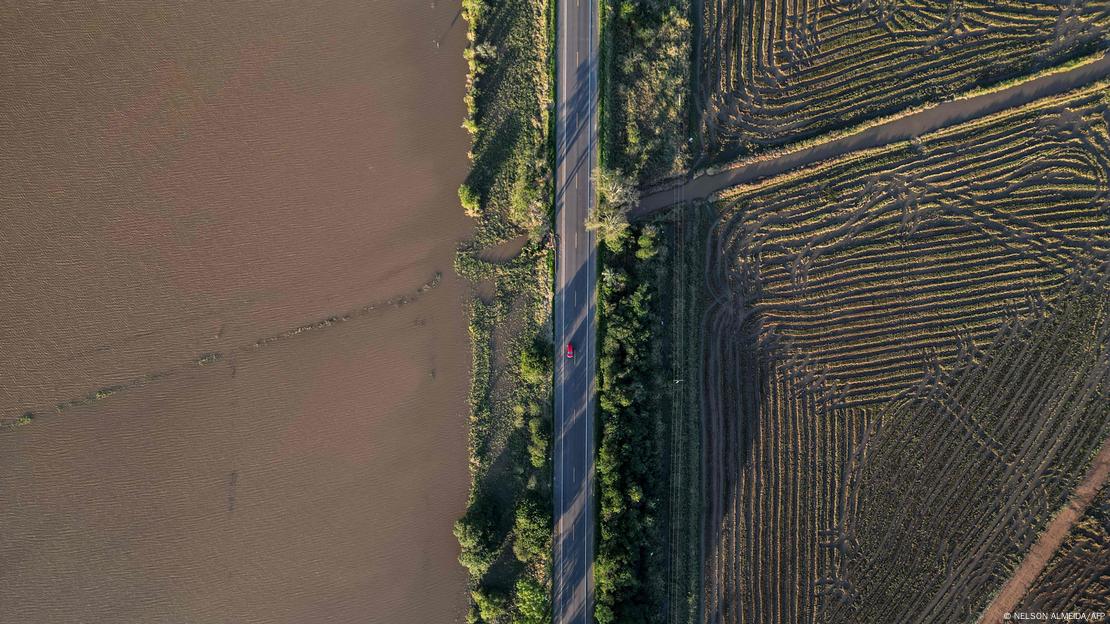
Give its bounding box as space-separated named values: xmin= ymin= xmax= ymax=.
xmin=0 ymin=2 xmax=472 ymax=622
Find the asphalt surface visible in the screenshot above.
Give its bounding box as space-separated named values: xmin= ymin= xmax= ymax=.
xmin=552 ymin=0 xmax=597 ymax=621
xmin=635 ymin=51 xmax=1110 ymax=217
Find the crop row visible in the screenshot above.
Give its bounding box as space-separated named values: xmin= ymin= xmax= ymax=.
xmin=711 ymin=83 xmax=1110 ymax=406
xmin=827 ymin=292 xmax=1110 ymax=623
xmin=699 ymin=81 xmax=1110 ymax=623
xmin=1017 ymin=484 xmax=1110 ymax=613
xmin=698 ymin=0 xmax=1110 ymax=159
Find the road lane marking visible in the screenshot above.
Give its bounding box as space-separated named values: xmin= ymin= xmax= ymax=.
xmin=557 ymin=0 xmax=568 ymax=616
xmin=555 ymin=7 xmax=599 ymax=623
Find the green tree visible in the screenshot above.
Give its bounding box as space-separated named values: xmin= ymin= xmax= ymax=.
xmin=519 ymin=338 xmax=551 ymax=387
xmin=512 ymin=495 xmax=550 ymax=563
xmin=635 ymin=225 xmax=658 ymax=260
xmin=588 ymin=168 xmax=639 ymax=251
xmin=514 ymin=574 xmax=551 ymax=623
xmin=454 ymin=495 xmax=501 ymax=576
xmin=472 ymin=586 xmax=508 ymax=622
xmin=595 ymin=167 xmax=638 ymax=208
xmin=593 ymin=223 xmax=664 ymax=622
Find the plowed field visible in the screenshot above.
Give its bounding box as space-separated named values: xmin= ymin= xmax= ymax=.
xmin=699 ymin=0 xmax=1110 ymax=158
xmin=700 ymin=80 xmax=1110 ymax=623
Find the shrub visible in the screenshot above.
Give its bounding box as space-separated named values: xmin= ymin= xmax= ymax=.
xmin=459 ymin=183 xmax=481 ymax=217
xmin=472 ymin=585 xmax=508 ymax=622
xmin=514 ymin=574 xmax=551 ymax=623
xmin=519 ymin=339 xmax=550 ymax=387
xmin=527 ymin=415 xmax=548 ymax=469
xmin=588 ymin=168 xmax=640 ymax=251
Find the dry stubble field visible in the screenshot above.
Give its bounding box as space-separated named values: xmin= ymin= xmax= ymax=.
xmin=699 ymin=0 xmax=1110 ymax=158
xmin=1017 ymin=483 xmax=1110 ymax=613
xmin=699 ymin=79 xmax=1110 ymax=623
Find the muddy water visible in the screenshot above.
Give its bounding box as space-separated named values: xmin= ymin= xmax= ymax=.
xmin=0 ymin=2 xmax=472 ymax=622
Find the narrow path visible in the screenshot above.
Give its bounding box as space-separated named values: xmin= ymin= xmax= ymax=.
xmin=634 ymin=52 xmax=1110 ymax=218
xmin=977 ymin=435 xmax=1110 ymax=624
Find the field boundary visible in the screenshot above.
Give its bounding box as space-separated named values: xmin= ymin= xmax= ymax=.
xmin=714 ymin=74 xmax=1110 ymax=196
xmin=978 ymin=435 xmax=1110 ymax=624
xmin=653 ymin=203 xmax=711 ymax=624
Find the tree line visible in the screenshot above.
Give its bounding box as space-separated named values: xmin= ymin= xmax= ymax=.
xmin=595 ymin=223 xmax=666 ymax=623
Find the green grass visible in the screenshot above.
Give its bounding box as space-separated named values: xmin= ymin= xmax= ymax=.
xmin=649 ymin=201 xmax=713 ymax=624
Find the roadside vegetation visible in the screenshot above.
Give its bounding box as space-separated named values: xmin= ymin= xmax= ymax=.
xmin=592 ymin=199 xmax=712 ymax=624
xmin=452 ymin=0 xmax=557 ymax=621
xmin=594 ymin=221 xmax=666 ymax=623
xmin=601 ymin=0 xmax=693 ymax=184
xmin=593 ymin=3 xmax=703 ymax=621
xmin=594 ymin=198 xmax=715 ymax=624
xmin=587 ymin=168 xmax=638 ymax=251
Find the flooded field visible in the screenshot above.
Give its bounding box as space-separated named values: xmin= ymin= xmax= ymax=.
xmin=0 ymin=2 xmax=472 ymax=622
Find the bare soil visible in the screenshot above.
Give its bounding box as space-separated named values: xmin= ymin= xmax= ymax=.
xmin=0 ymin=2 xmax=473 ymax=622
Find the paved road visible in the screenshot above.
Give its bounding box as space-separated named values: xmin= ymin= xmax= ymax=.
xmin=553 ymin=0 xmax=597 ymax=621
xmin=635 ymin=51 xmax=1110 ymax=217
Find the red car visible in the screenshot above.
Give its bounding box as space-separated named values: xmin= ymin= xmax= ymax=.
xmin=566 ymin=342 xmax=575 ymax=359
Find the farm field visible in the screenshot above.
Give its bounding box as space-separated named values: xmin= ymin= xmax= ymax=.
xmin=698 ymin=79 xmax=1110 ymax=623
xmin=698 ymin=0 xmax=1110 ymax=160
xmin=1016 ymin=484 xmax=1110 ymax=614
xmin=982 ymin=435 xmax=1110 ymax=621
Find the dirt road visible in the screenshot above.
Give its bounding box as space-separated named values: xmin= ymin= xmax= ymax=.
xmin=978 ymin=435 xmax=1110 ymax=624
